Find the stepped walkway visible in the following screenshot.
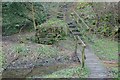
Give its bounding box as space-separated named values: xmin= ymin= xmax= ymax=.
xmin=67 ymin=21 xmax=108 ymax=78
xmin=67 ymin=21 xmax=109 ymax=78
xmin=57 ymin=3 xmax=109 ymax=78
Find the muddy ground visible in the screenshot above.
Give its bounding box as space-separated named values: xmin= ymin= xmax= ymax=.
xmin=2 ymin=32 xmax=80 ymax=78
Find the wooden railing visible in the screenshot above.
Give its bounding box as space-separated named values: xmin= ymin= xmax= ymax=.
xmin=69 ymin=30 xmax=86 ymax=68
xmin=73 ymin=10 xmax=89 ymax=30
xmin=51 ymin=4 xmax=87 ymax=68
xmin=68 ymin=25 xmax=86 ymax=68
xmin=76 ymin=35 xmax=86 ymax=68
xmin=70 ymin=11 xmax=88 ymax=68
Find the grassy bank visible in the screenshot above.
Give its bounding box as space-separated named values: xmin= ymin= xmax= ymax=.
xmin=91 ymin=38 xmax=118 ymax=61
xmin=42 ymin=65 xmax=89 ymax=78
xmin=85 ymin=34 xmax=119 ymax=78
xmin=29 ymin=65 xmax=89 ymax=78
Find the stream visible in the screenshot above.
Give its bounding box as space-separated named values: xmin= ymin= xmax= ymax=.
xmin=2 ymin=63 xmax=78 ymax=78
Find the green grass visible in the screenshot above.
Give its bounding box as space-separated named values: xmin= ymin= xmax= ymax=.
xmin=37 ymin=45 xmax=60 ymax=59
xmin=0 ymin=44 xmax=4 ymax=74
xmin=12 ymin=43 xmax=64 ymax=59
xmin=33 ymin=65 xmax=89 ymax=78
xmin=58 ymin=37 xmax=76 ymax=51
xmin=12 ymin=44 xmax=29 ymax=56
xmin=91 ymin=38 xmax=118 ymax=61
xmin=38 ymin=18 xmax=68 ymax=35
xmin=109 ymin=67 xmax=118 ymax=78
xmin=84 ymin=34 xmax=118 ymax=78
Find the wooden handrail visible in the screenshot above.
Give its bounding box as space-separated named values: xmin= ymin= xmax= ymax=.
xmin=76 ymin=35 xmax=86 ymax=68
xmin=73 ymin=10 xmax=89 ymax=30
xmin=69 ymin=28 xmax=86 ymax=47
xmin=69 ymin=28 xmax=86 ymax=68
xmin=69 ymin=10 xmax=87 ymax=68
xmin=76 ymin=35 xmax=86 ymax=47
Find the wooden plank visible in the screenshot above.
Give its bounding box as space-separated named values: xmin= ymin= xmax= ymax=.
xmin=69 ymin=28 xmax=78 ymax=31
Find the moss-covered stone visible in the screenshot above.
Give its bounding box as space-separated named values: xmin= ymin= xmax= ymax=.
xmin=35 ymin=18 xmax=68 ymax=44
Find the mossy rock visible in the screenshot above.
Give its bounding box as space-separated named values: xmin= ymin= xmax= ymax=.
xmin=35 ymin=18 xmax=68 ymax=44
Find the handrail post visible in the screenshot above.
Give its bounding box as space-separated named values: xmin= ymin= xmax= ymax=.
xmin=70 ymin=11 xmax=87 ymax=68
xmin=81 ymin=45 xmax=86 ymax=68
xmin=75 ymin=36 xmax=78 ymax=54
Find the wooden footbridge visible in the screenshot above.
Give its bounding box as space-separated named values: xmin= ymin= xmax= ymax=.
xmin=56 ymin=3 xmax=88 ymax=68
xmin=56 ymin=3 xmax=108 ymax=78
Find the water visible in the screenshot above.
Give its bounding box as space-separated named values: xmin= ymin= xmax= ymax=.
xmin=2 ymin=63 xmax=75 ymax=78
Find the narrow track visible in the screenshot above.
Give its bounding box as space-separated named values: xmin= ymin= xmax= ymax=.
xmin=67 ymin=18 xmax=109 ymax=78
xmin=57 ymin=3 xmax=109 ymax=78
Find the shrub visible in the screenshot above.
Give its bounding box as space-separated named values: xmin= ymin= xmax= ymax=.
xmin=35 ymin=18 xmax=68 ymax=44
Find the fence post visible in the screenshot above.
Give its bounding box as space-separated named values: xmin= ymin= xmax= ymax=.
xmin=75 ymin=36 xmax=78 ymax=54
xmin=81 ymin=45 xmax=85 ymax=68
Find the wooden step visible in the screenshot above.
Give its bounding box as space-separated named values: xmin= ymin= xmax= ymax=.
xmin=57 ymin=16 xmax=63 ymax=18
xmin=69 ymin=28 xmax=78 ymax=31
xmin=68 ymin=25 xmax=76 ymax=28
xmin=67 ymin=21 xmax=76 ymax=25
xmin=72 ymin=32 xmax=81 ymax=35
xmin=57 ymin=15 xmax=63 ymax=17
xmin=67 ymin=22 xmax=73 ymax=25
xmin=69 ymin=28 xmax=79 ymax=33
xmin=57 ymin=13 xmax=63 ymax=15
xmin=57 ymin=14 xmax=64 ymax=16
xmin=59 ymin=10 xmax=63 ymax=12
xmin=72 ymin=29 xmax=79 ymax=32
xmin=57 ymin=18 xmax=63 ymax=20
